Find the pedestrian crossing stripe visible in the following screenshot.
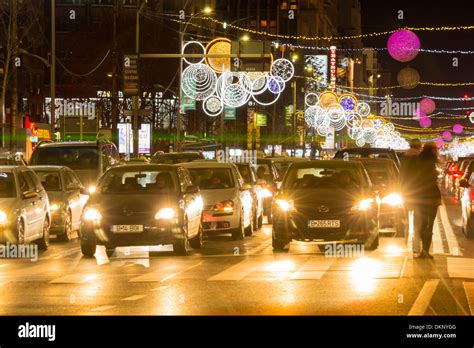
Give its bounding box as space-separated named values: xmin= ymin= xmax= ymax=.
xmin=408 ymin=279 xmax=440 ymax=315
xmin=463 ymin=282 xmax=474 ymax=315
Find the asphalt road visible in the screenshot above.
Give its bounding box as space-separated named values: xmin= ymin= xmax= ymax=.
xmin=1 ymin=192 xmax=473 ymax=316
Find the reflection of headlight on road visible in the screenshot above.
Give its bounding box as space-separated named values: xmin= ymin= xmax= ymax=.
xmin=50 ymin=203 xmax=60 ymax=211
xmin=351 ymin=257 xmax=381 ymax=294
xmin=260 ymin=188 xmax=273 ymax=198
xmin=83 ymin=207 xmax=102 ymax=222
xmin=154 ymin=208 xmax=175 ymax=220
xmin=275 ymin=199 xmax=295 ymax=212
xmin=381 ymin=193 xmax=403 ymax=207
xmin=0 ymin=210 xmax=7 ymax=223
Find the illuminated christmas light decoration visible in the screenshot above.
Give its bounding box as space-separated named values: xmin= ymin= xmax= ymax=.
xmin=305 ymin=93 xmax=320 ymax=107
xmin=339 ymin=94 xmax=358 ymax=113
xmin=319 ymin=91 xmax=339 ymax=108
xmin=397 ymin=67 xmax=420 ymax=90
xmin=469 ymin=112 xmax=474 ymax=124
xmin=420 ymin=98 xmax=436 ymax=114
xmin=267 ymin=75 xmax=285 ymax=94
xmin=419 ymin=116 xmax=432 ymax=128
xmin=205 ymin=38 xmax=232 ymax=73
xmin=182 ymin=40 xmax=206 ymax=65
xmin=182 ymin=63 xmax=217 ymax=101
xmin=453 ymin=124 xmax=464 ymax=134
xmin=202 ymin=95 xmax=223 ymax=117
xmin=387 ymin=29 xmax=420 ymax=62
xmin=355 ymin=102 xmax=371 ymax=117
xmin=442 ymin=130 xmax=453 ymax=141
xmin=270 ymin=58 xmax=295 ymax=82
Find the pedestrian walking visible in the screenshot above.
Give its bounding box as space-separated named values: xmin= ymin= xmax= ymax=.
xmin=413 ymin=142 xmax=441 ymax=259
xmin=400 ymin=139 xmax=422 ymax=251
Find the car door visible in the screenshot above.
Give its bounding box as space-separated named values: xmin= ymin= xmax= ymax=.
xmin=234 ymin=167 xmax=252 ymax=227
xmin=63 ymin=169 xmax=82 ymax=230
xmin=25 ymin=169 xmax=49 ymax=236
xmin=178 ymin=168 xmax=201 ymax=237
xmin=17 ymin=171 xmax=43 ymax=240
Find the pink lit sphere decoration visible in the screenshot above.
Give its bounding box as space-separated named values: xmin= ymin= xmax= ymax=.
xmin=413 ymin=108 xmax=426 ymax=120
xmin=420 ymin=98 xmax=436 ymax=115
xmin=453 ymin=124 xmax=463 ymax=134
xmin=435 ymin=137 xmax=444 ymax=148
xmin=387 ymin=29 xmax=421 ymax=62
xmin=442 ymin=130 xmax=452 ymax=141
xmin=419 ymin=117 xmax=431 ymax=128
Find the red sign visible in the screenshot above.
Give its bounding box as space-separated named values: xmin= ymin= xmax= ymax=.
xmin=330 ymin=46 xmax=337 ymax=91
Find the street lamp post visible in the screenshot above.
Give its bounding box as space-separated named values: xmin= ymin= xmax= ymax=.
xmin=176 ymin=8 xmax=212 ymax=152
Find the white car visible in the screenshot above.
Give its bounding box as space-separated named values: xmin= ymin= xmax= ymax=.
xmin=0 ymin=166 xmax=50 ymax=249
xmin=182 ymin=162 xmax=254 ymax=240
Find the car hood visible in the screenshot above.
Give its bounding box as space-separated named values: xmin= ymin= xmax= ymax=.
xmin=199 ymin=188 xmax=237 ymax=207
xmin=87 ymin=193 xmax=179 ymax=216
xmin=279 ymin=188 xmax=373 ymax=209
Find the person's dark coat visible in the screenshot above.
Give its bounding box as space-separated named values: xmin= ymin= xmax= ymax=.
xmin=413 ymin=152 xmax=441 ymax=206
xmin=400 ymin=149 xmax=420 ymax=207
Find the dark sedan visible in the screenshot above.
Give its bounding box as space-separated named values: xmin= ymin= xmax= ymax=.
xmin=272 ymin=160 xmax=379 ymax=251
xmin=80 ymin=164 xmax=203 ymax=257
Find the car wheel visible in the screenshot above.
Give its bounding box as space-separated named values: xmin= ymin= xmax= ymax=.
xmin=37 ymin=217 xmax=50 ymax=250
xmin=232 ymin=211 xmax=245 ymax=240
xmin=173 ymin=223 xmax=189 ymax=255
xmin=81 ymin=232 xmax=97 ymax=258
xmin=257 ymin=213 xmax=263 ymax=229
xmin=16 ymin=219 xmax=25 ymax=244
xmin=58 ymin=211 xmax=73 ymax=242
xmin=245 ymin=211 xmax=254 ymax=236
xmin=105 ymin=247 xmax=115 ymax=257
xmin=189 ymin=224 xmax=203 ymax=249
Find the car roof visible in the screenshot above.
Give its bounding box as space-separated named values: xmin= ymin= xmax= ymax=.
xmin=36 ymin=141 xmax=103 ymax=148
xmin=266 ymin=156 xmax=310 ymax=162
xmin=154 ymin=152 xmax=201 ymax=157
xmin=288 ymin=159 xmax=365 ymax=169
xmin=350 ymin=158 xmax=397 ymax=165
xmin=336 ymin=147 xmax=396 ymax=153
xmin=180 ymin=161 xmax=235 ymax=169
xmin=109 ymin=164 xmax=178 ymax=171
xmin=29 ymin=165 xmax=67 ymax=171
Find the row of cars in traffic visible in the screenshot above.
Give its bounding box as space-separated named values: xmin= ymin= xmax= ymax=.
xmin=442 ymin=156 xmax=474 ymax=239
xmin=0 ymin=139 xmax=407 ymax=256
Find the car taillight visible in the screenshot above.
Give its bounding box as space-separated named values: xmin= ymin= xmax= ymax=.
xmin=470 ymin=190 xmax=474 ymax=202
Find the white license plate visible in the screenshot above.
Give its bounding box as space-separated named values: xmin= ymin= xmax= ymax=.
xmin=111 ymin=225 xmax=144 ymax=233
xmin=308 ymin=220 xmax=340 ymax=228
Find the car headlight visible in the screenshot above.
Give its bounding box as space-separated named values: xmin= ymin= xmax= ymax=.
xmin=87 ymin=185 xmax=96 ymax=194
xmin=354 ymin=198 xmax=374 ymax=211
xmin=155 ymin=208 xmax=176 ymax=220
xmin=260 ymin=188 xmax=273 ymax=198
xmin=213 ymin=200 xmax=234 ymax=212
xmin=381 ymin=193 xmax=403 ymax=207
xmin=83 ymin=207 xmax=102 ymax=222
xmin=275 ymin=199 xmax=295 ymax=212
xmin=0 ymin=210 xmax=7 ymax=223
xmin=50 ymin=202 xmax=60 ymax=211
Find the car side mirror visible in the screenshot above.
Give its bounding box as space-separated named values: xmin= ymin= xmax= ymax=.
xmin=185 ymin=185 xmax=199 ymax=194
xmin=241 ymin=183 xmax=252 ymax=191
xmin=21 ymin=191 xmax=38 ymax=199
xmin=459 ymin=178 xmax=470 ymax=188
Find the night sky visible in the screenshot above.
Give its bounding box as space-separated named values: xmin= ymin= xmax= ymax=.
xmin=360 ymin=0 xmax=474 ymax=129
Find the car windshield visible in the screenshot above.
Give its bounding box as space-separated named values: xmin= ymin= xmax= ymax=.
xmin=284 ymin=165 xmax=366 ymax=189
xmin=33 ymin=146 xmax=98 ymax=170
xmin=361 ymin=163 xmax=398 ymax=188
xmin=236 ymin=164 xmax=252 ymax=184
xmin=188 ymin=168 xmax=234 ymax=190
xmin=34 ymin=171 xmax=62 ymax=191
xmin=0 ymin=172 xmax=15 ymax=198
xmin=99 ymin=170 xmax=178 ymax=194
xmin=255 ymin=164 xmax=273 ymax=182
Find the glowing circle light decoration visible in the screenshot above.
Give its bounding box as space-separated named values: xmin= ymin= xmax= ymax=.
xmin=397 ymin=67 xmax=420 ymax=90
xmin=339 ymin=95 xmax=358 ymax=113
xmin=435 ymin=137 xmax=444 ymax=148
xmin=203 ymin=95 xmax=223 ymax=117
xmin=205 ymin=38 xmax=231 ymax=73
xmin=453 ymin=124 xmax=464 ymax=134
xmin=319 ymin=91 xmax=339 ymax=108
xmin=387 ymin=29 xmax=421 ymax=63
xmin=182 ymin=63 xmax=217 ymax=101
xmin=470 ymin=112 xmax=474 ymax=124
xmin=182 ymin=40 xmax=206 ymax=65
xmin=305 ymin=93 xmax=320 ymax=107
xmin=270 ymin=58 xmax=295 ymax=82
xmin=267 ymin=75 xmax=285 ymax=94
xmin=420 ymin=98 xmax=436 ymax=115
xmin=356 ymin=102 xmax=371 ymax=117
